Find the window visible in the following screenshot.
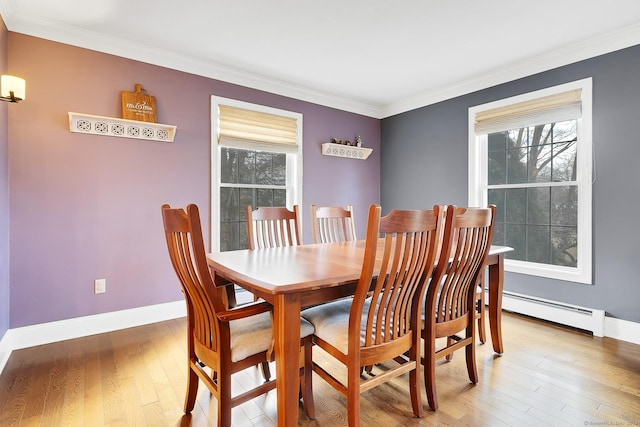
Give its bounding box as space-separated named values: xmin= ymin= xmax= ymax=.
xmin=211 ymin=96 xmax=303 ymax=252
xmin=468 ymin=79 xmax=592 ymax=284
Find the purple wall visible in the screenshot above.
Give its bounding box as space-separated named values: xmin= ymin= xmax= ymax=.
xmin=0 ymin=18 xmax=9 ymax=338
xmin=7 ymin=33 xmax=380 ymax=328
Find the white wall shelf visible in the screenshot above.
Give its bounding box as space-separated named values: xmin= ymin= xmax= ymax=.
xmin=68 ymin=112 xmax=176 ymax=142
xmin=321 ymin=142 xmax=372 ymax=160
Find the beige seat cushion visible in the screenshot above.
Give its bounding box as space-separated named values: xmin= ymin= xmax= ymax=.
xmin=230 ymin=311 xmax=314 ymax=362
xmin=302 ymin=298 xmax=372 ymax=355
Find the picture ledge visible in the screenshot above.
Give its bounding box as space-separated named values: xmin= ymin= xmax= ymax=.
xmin=68 ymin=112 xmax=177 ymax=142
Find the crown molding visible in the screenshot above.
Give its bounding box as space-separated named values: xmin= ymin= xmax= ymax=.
xmin=2 ymin=11 xmax=385 ymax=118
xmin=2 ymin=6 xmax=640 ymax=119
xmin=381 ymin=22 xmax=640 ymax=118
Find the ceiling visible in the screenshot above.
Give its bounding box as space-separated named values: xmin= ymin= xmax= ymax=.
xmin=2 ymin=0 xmax=640 ymax=118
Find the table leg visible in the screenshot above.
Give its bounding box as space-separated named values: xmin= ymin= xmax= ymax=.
xmin=487 ymin=253 xmax=505 ymax=354
xmin=273 ymin=293 xmax=301 ymax=427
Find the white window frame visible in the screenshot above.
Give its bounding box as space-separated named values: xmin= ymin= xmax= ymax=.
xmin=211 ymin=96 xmax=303 ymax=252
xmin=468 ymin=78 xmax=593 ymax=284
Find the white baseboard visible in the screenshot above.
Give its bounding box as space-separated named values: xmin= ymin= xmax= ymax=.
xmin=499 ymin=290 xmax=640 ymax=345
xmin=0 ymin=300 xmax=186 ymax=375
xmin=604 ymin=317 xmax=640 ymax=345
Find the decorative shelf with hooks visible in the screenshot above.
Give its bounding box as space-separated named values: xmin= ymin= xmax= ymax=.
xmin=68 ymin=112 xmax=177 ymax=142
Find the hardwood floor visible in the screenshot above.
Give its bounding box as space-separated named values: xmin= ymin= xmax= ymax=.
xmin=1 ymin=311 xmax=639 ymax=426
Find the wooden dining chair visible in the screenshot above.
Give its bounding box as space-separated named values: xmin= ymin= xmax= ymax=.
xmin=422 ymin=205 xmax=495 ymax=410
xmin=246 ymin=205 xmax=302 ymax=249
xmin=310 ymin=204 xmax=357 ymax=243
xmin=161 ymin=204 xmax=315 ymax=426
xmin=302 ymin=204 xmax=444 ymax=426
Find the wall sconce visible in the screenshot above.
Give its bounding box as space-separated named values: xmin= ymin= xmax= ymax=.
xmin=1 ymin=75 xmax=26 ymax=103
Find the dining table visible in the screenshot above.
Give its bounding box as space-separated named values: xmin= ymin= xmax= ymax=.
xmin=207 ymin=241 xmax=512 ymax=427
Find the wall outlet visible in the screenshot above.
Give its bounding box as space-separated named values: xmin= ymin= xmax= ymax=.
xmin=94 ymin=278 xmax=106 ymax=294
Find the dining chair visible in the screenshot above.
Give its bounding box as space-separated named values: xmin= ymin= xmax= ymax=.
xmin=302 ymin=204 xmax=444 ymax=426
xmin=422 ymin=205 xmax=495 ymax=410
xmin=246 ymin=205 xmax=302 ymax=249
xmin=310 ymin=204 xmax=357 ymax=243
xmin=161 ymin=204 xmax=315 ymax=426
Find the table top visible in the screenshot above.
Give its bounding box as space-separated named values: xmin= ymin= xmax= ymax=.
xmin=207 ymin=242 xmax=512 ymax=295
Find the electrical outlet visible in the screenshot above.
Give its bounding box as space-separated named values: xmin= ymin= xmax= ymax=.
xmin=94 ymin=278 xmax=106 ymax=294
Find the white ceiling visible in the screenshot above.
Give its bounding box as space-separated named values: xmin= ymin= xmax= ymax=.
xmin=2 ymin=0 xmax=640 ymax=118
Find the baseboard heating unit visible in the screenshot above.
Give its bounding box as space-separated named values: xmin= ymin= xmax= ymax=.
xmin=499 ymin=291 xmax=605 ymax=337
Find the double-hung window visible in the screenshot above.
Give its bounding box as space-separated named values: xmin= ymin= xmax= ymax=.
xmin=211 ymin=96 xmax=303 ymax=252
xmin=468 ymin=78 xmax=592 ymax=284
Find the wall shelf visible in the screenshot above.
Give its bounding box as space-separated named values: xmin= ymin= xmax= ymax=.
xmin=68 ymin=112 xmax=176 ymax=142
xmin=321 ymin=142 xmax=372 ymax=160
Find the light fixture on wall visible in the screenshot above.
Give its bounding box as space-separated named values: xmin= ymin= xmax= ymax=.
xmin=0 ymin=75 xmax=26 ymax=103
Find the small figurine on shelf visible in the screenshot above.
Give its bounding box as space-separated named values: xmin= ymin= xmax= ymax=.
xmin=356 ymin=135 xmax=364 ymax=147
xmin=344 ymin=139 xmax=352 ymax=146
xmin=331 ymin=137 xmax=343 ymax=145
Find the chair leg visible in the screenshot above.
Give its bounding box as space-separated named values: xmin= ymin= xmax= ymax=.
xmin=466 ymin=315 xmax=479 ymax=384
xmin=477 ymin=279 xmax=486 ymax=344
xmin=423 ymin=329 xmax=438 ymax=411
xmin=408 ymin=339 xmax=423 ymax=418
xmin=300 ymin=338 xmax=315 ymax=419
xmin=184 ymin=362 xmax=199 ymax=413
xmin=260 ymin=361 xmax=271 ymax=381
xmin=217 ymin=368 xmax=232 ymax=427
xmin=347 ymin=364 xmax=361 ymax=426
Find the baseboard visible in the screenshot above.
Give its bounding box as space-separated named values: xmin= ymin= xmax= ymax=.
xmin=604 ymin=317 xmax=640 ymax=345
xmin=499 ymin=290 xmax=640 ymax=345
xmin=0 ymin=300 xmax=186 ymax=375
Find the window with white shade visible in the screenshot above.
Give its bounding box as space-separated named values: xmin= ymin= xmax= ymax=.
xmin=468 ymin=78 xmax=592 ymax=284
xmin=211 ymin=96 xmax=303 ymax=252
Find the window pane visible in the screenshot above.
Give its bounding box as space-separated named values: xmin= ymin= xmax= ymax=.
xmin=238 ymin=150 xmax=255 ymax=184
xmin=552 ymin=120 xmax=577 ymax=142
xmin=220 ymin=148 xmax=238 ymax=184
xmin=488 ymin=132 xmax=507 ymax=185
xmin=505 ymin=224 xmax=525 ymax=261
xmin=220 ymin=187 xmax=239 ymax=222
xmin=255 ymin=152 xmax=273 ymax=185
xmin=273 ymin=153 xmax=286 ymax=186
xmin=552 ymin=141 xmax=577 ymax=182
xmin=552 ymin=226 xmax=577 ymax=267
xmin=492 ymin=222 xmax=505 ymax=246
xmin=505 ymin=188 xmax=526 ymax=223
xmin=506 ymin=147 xmax=528 ymax=184
xmin=257 ymin=189 xmax=274 ymax=207
xmin=273 ymin=189 xmax=286 ymax=207
xmin=551 ymin=186 xmax=577 ymax=226
xmin=528 ymin=124 xmax=552 ymax=183
xmin=527 ymin=225 xmax=550 ymax=263
xmin=239 ymin=188 xmax=254 ymax=220
xmin=220 ymin=222 xmax=239 ymax=252
xmin=488 ymin=189 xmax=505 ymax=223
xmin=527 ymin=187 xmax=550 ymax=225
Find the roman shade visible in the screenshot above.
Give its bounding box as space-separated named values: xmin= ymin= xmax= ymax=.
xmin=217 ymin=104 xmax=299 ymax=153
xmin=474 ymin=89 xmax=582 ymax=135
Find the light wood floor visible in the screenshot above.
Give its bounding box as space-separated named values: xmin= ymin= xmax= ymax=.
xmin=1 ymin=311 xmax=639 ymax=427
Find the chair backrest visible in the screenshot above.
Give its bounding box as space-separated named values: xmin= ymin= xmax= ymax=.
xmin=427 ymin=205 xmax=496 ymax=326
xmin=161 ymin=204 xmax=223 ymax=353
xmin=310 ymin=204 xmax=357 ymax=244
xmin=351 ymin=204 xmax=443 ymax=351
xmin=246 ymin=205 xmax=302 ymax=249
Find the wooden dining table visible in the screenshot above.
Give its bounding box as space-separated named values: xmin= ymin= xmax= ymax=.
xmin=207 ymin=242 xmax=512 ymax=427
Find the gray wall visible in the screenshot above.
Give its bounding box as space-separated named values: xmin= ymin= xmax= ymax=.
xmin=381 ymin=44 xmax=640 ymax=323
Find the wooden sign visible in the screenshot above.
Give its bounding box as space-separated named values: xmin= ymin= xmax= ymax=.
xmin=121 ymin=84 xmax=157 ymax=123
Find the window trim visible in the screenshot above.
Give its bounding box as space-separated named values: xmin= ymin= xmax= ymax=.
xmin=468 ymin=78 xmax=593 ymax=284
xmin=211 ymin=96 xmax=303 ymax=252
